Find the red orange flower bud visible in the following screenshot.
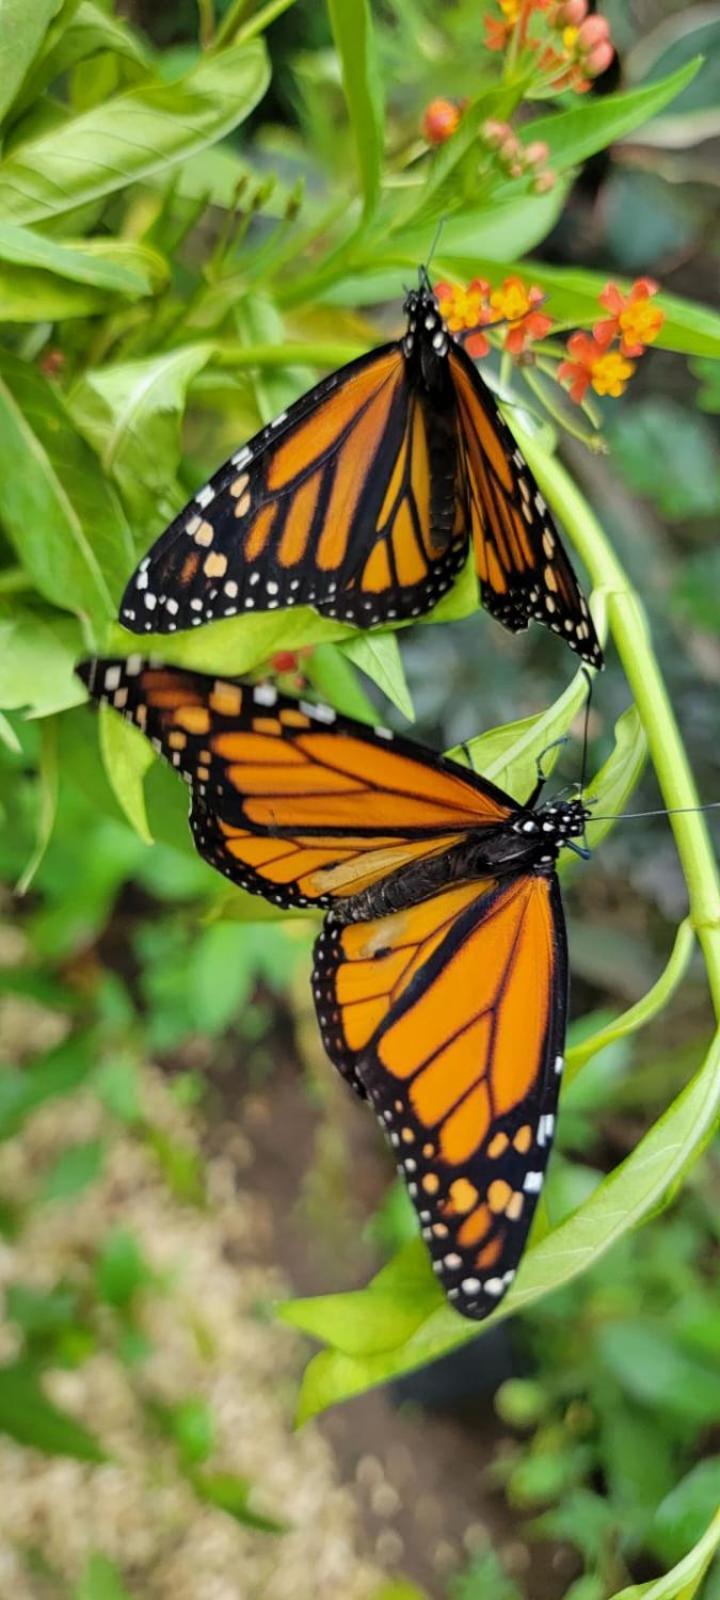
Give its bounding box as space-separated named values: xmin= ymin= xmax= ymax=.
xmin=422 ymin=97 xmax=462 ymax=145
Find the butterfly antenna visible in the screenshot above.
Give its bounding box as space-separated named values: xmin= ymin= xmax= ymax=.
xmin=420 ymin=219 xmax=448 ymax=290
xmin=591 ymin=802 xmax=720 ymax=822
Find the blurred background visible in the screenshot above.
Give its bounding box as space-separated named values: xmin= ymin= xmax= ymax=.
xmin=1 ymin=1 xmax=719 ymax=1597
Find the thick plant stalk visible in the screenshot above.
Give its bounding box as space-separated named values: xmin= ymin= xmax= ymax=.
xmin=520 ymin=431 xmax=720 ymax=1018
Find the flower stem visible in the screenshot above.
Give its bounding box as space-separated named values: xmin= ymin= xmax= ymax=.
xmin=517 ymin=431 xmax=720 ymax=1016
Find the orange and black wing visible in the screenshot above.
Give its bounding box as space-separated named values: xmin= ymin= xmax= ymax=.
xmin=77 ymin=658 xmax=514 ymax=913
xmin=448 ymin=343 xmax=603 ymax=668
xmin=119 ymin=345 xmax=467 ymax=636
xmin=313 ymin=872 xmax=567 ymax=1319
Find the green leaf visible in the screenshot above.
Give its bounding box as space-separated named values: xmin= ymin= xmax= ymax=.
xmin=526 ymin=58 xmax=702 ymax=172
xmin=452 ymin=661 xmax=592 ymax=803
xmin=283 ymin=1023 xmax=720 ymax=1418
xmin=0 ymin=39 xmax=269 ymax=223
xmin=16 ymin=713 xmax=58 ymax=894
xmin=73 ymin=1553 xmax=135 ymax=1600
xmin=342 ymin=633 xmax=415 ymax=721
xmin=0 ymin=0 xmax=59 ymax=123
xmin=0 ymin=1034 xmax=94 ymax=1141
xmin=0 ymin=221 xmax=166 ymax=299
xmin=170 ymin=1397 xmax=215 ymax=1468
xmin=6 ymin=1281 xmax=80 ymax=1339
xmin=69 ymin=343 xmax=215 ymax=540
xmin=17 ymin=2 xmax=151 ymax=117
xmin=189 ymin=1470 xmax=287 ymax=1533
xmin=39 ymin=1137 xmax=106 ymax=1201
xmin=0 ymin=609 xmax=85 ymax=718
xmin=327 ymin=0 xmax=383 ymax=219
xmin=98 ymin=702 xmax=154 ymax=846
xmin=653 ymin=1460 xmax=720 ymax=1568
xmin=0 ymin=354 xmax=133 ymax=627
xmin=584 ymin=704 xmax=648 ymax=855
xmin=304 ymin=643 xmax=378 ymax=723
xmin=609 ymin=1510 xmax=720 ymax=1600
xmin=598 ymin=1321 xmax=720 ymax=1425
xmin=0 ymin=1362 xmax=105 ymax=1460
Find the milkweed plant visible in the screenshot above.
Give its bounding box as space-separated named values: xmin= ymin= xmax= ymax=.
xmin=1 ymin=4 xmax=719 ymax=1595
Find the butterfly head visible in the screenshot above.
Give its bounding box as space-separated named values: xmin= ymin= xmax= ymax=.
xmin=402 ymin=275 xmax=450 ymax=364
xmin=512 ymin=795 xmax=592 ymax=865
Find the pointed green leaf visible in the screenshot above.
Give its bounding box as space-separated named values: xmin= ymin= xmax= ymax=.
xmin=327 ymin=0 xmax=383 ymax=219
xmin=0 ymin=0 xmax=59 ymax=123
xmin=0 ymin=1363 xmax=105 ymax=1460
xmin=73 ymin=1553 xmax=136 ymax=1600
xmin=566 ymin=919 xmax=695 ymax=1080
xmin=0 ymin=39 xmax=269 ymax=223
xmin=0 ymin=353 xmax=133 ymax=625
xmin=526 ymin=58 xmax=702 ymax=172
xmin=69 ymin=344 xmax=215 ymax=539
xmin=584 ymin=704 xmax=648 ymax=854
xmin=608 ymin=1509 xmax=720 ymax=1600
xmin=452 ymin=660 xmax=594 ymax=803
xmin=343 ymin=633 xmax=415 ymax=721
xmin=98 ymin=702 xmax=154 ymax=845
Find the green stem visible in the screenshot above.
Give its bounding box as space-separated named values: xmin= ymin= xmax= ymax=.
xmin=518 ymin=432 xmax=720 ymax=1016
xmin=566 ymin=918 xmax=696 ymax=1079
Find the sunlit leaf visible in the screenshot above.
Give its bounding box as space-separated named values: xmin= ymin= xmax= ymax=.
xmin=0 ymin=40 xmax=269 ymax=223
xmin=343 ymin=633 xmax=415 ymax=721
xmin=0 ymin=0 xmax=59 ymax=123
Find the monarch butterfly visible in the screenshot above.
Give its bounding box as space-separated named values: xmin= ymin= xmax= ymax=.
xmin=119 ymin=270 xmax=603 ymax=669
xmin=78 ymin=655 xmax=590 ymax=1321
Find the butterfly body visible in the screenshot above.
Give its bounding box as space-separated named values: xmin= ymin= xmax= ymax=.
xmin=78 ymin=656 xmax=589 ymax=1322
xmin=332 ymin=794 xmax=588 ymax=925
xmin=119 ymin=276 xmax=602 ymax=666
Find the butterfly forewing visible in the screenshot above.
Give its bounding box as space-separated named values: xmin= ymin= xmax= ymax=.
xmin=313 ymin=872 xmax=568 ymax=1318
xmin=77 ymin=658 xmax=514 ymax=912
xmin=118 ymin=282 xmax=601 ymax=667
xmin=120 ymin=345 xmax=466 ymax=636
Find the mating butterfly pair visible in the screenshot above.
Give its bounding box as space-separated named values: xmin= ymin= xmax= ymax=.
xmin=120 ymin=270 xmax=602 ymax=669
xmin=79 ymin=656 xmax=591 ymax=1322
xmin=87 ymin=274 xmax=602 ymax=1322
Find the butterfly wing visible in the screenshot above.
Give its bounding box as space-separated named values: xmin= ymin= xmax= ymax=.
xmin=448 ymin=343 xmax=603 ymax=668
xmin=77 ymin=658 xmax=514 ymax=912
xmin=120 ymin=344 xmax=467 ymax=635
xmin=313 ymin=871 xmax=567 ymax=1318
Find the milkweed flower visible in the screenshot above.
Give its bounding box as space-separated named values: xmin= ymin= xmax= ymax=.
xmin=594 ymin=278 xmax=664 ymax=357
xmin=490 ymin=276 xmax=553 ymax=356
xmin=435 ymin=278 xmax=493 ymax=357
xmin=558 ymin=332 xmax=635 ymax=402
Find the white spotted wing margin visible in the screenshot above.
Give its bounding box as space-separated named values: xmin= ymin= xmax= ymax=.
xmin=312 ymin=872 xmax=568 ymax=1322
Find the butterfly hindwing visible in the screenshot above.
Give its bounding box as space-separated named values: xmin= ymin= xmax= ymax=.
xmin=120 ymin=344 xmax=467 ymax=636
xmin=313 ymin=873 xmax=567 ymax=1318
xmin=77 ymin=658 xmax=514 ymax=912
xmin=449 ymin=343 xmax=602 ymax=666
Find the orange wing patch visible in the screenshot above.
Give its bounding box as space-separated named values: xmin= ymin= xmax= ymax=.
xmin=313 ymin=873 xmax=567 ymax=1320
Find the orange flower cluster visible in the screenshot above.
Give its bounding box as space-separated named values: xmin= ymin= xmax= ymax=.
xmin=434 ymin=273 xmax=665 ymax=410
xmin=485 ymin=0 xmax=614 ymax=93
xmin=558 ymin=279 xmax=663 ymax=402
xmin=435 ymin=276 xmax=552 ymax=359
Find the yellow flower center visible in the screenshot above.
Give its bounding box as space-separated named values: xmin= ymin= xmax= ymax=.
xmin=499 ymin=0 xmax=521 ymax=20
xmin=438 ymin=286 xmax=486 ymax=332
xmin=619 ymin=301 xmax=664 ymax=346
xmin=590 ymin=351 xmax=635 ymax=397
xmin=490 ymin=280 xmax=531 ymax=324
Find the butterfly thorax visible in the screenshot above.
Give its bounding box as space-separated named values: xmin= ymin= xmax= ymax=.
xmin=402 ymin=285 xmax=453 ymax=396
xmin=334 ymin=796 xmax=590 ymax=925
